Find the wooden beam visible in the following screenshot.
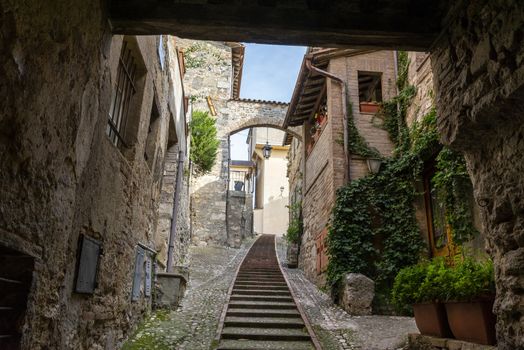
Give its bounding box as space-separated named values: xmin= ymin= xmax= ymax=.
xmin=109 ymin=1 xmax=443 ymax=50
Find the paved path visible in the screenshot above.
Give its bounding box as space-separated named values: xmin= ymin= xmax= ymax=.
xmin=123 ymin=236 xmax=416 ymax=350
xmin=122 ymin=238 xmax=255 ymax=350
xmin=275 ymin=238 xmax=417 ymax=350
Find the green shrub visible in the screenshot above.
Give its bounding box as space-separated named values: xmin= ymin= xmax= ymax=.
xmin=391 ymin=262 xmax=428 ymax=311
xmin=284 ymin=201 xmax=302 ymax=244
xmin=284 ymin=218 xmax=300 ymax=244
xmin=446 ymin=258 xmax=495 ymax=301
xmin=392 ymin=257 xmax=495 ymax=311
xmin=190 ymin=111 xmax=220 ymax=175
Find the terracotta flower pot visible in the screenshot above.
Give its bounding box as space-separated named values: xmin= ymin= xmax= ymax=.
xmin=412 ymin=302 xmax=452 ymax=338
xmin=359 ymin=101 xmax=380 ymax=113
xmin=445 ymin=299 xmax=496 ymax=345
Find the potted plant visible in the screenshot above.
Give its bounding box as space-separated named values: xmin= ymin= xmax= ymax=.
xmin=443 ymin=258 xmax=496 ymax=345
xmin=284 ymin=217 xmax=300 ymax=268
xmin=392 ymin=259 xmax=452 ymax=338
xmin=359 ymin=101 xmax=381 ymax=113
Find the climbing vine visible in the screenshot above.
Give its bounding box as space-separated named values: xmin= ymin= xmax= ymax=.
xmin=327 ymin=52 xmax=478 ymax=304
xmin=346 ymin=103 xmax=381 ymax=158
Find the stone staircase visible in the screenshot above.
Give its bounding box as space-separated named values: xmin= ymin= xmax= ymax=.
xmin=216 ymin=235 xmax=317 ymax=350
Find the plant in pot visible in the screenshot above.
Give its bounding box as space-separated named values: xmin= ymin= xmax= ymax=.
xmin=443 ymin=258 xmax=496 ymax=345
xmin=283 ymin=218 xmax=300 ymax=268
xmin=392 ymin=258 xmax=452 ymax=338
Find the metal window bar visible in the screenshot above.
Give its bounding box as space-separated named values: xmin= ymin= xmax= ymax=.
xmin=229 ymin=170 xmax=249 ymax=191
xmin=107 ymin=40 xmax=137 ymax=148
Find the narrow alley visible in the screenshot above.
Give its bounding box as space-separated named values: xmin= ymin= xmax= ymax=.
xmin=1 ymin=2 xmax=524 ymax=350
xmin=124 ymin=235 xmax=416 ymax=349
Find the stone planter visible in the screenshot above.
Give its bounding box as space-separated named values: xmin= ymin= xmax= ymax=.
xmin=413 ymin=302 xmax=452 ymax=338
xmin=154 ymin=267 xmax=189 ymax=309
xmin=445 ymin=299 xmax=496 ymax=345
xmin=286 ymin=242 xmax=298 ymax=268
xmin=359 ymin=101 xmax=380 ymax=113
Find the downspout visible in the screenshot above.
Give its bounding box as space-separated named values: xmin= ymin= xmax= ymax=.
xmin=305 ymin=57 xmax=350 ymax=183
xmin=166 ymin=150 xmax=185 ymax=272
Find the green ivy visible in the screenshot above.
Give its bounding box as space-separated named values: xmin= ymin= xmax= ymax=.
xmin=432 ymin=148 xmax=479 ymax=244
xmin=284 ymin=201 xmax=302 ymax=244
xmin=190 ymin=111 xmax=220 ymax=175
xmin=327 ymin=51 xmax=478 ymax=305
xmin=347 ymin=103 xmax=382 ymax=158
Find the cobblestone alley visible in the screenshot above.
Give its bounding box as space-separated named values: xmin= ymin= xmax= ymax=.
xmin=123 ymin=235 xmax=416 ymax=350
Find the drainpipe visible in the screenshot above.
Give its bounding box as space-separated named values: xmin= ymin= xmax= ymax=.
xmin=305 ymin=57 xmax=350 ymax=182
xmin=166 ymin=149 xmax=185 ymax=273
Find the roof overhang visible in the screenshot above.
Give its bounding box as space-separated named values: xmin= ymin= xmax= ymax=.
xmin=226 ymin=42 xmax=245 ymax=100
xmin=283 ymin=48 xmax=376 ymax=129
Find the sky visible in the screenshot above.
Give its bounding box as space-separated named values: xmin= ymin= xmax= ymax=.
xmin=230 ymin=44 xmax=306 ymax=160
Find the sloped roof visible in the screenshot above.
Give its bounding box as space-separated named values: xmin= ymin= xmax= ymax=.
xmin=226 ymin=42 xmax=245 ymax=100
xmin=283 ymin=48 xmax=374 ymax=128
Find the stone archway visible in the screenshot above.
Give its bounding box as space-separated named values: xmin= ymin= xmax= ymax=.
xmin=190 ymin=98 xmax=301 ymax=247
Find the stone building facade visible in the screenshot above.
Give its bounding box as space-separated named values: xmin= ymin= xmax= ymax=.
xmin=284 ymin=50 xmax=397 ymax=286
xmin=0 ymin=2 xmax=189 ymax=347
xmin=178 ymin=39 xmax=290 ymax=246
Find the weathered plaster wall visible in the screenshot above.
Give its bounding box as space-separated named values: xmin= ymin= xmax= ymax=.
xmin=179 ymin=40 xmax=289 ymax=246
xmin=0 ymin=2 xmax=177 ymax=348
xmin=431 ymin=1 xmax=524 ymax=348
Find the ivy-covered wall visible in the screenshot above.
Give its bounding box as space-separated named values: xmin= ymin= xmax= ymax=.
xmin=326 ymin=51 xmax=487 ymax=313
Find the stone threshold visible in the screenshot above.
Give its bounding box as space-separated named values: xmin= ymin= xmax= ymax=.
xmin=408 ymin=334 xmax=496 ymax=350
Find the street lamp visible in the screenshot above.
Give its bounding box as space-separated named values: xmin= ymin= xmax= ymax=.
xmin=262 ymin=127 xmax=272 ymax=159
xmin=367 ymin=158 xmax=382 ymax=174
xmin=262 ymin=142 xmax=272 ymax=159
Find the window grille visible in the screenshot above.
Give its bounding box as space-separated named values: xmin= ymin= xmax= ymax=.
xmin=107 ymin=40 xmax=138 ymax=148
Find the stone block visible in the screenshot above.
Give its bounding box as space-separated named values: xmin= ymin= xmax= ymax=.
xmin=154 ymin=268 xmax=189 ymax=309
xmin=287 ymin=243 xmax=299 ymax=268
xmin=339 ymin=273 xmax=374 ymax=315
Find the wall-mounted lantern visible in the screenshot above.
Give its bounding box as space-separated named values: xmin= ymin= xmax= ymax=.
xmin=262 ymin=142 xmax=272 ymax=159
xmin=367 ymin=158 xmax=382 ymax=174
xmin=280 ymin=186 xmax=285 ymax=196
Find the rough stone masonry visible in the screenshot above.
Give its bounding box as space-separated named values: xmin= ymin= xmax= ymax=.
xmin=431 ymin=1 xmax=524 ymax=348
xmin=178 ymin=39 xmax=290 ymax=247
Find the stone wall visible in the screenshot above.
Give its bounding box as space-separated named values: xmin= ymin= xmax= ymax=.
xmin=155 ymin=144 xmax=191 ymax=268
xmin=179 ymin=39 xmax=289 ymax=246
xmin=431 ymin=1 xmax=524 ymax=348
xmin=0 ymin=2 xmax=181 ymax=348
xmin=226 ymin=191 xmax=254 ymax=248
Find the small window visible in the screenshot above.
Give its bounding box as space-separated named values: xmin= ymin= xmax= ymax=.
xmin=358 ymin=71 xmax=383 ymax=103
xmin=107 ymin=39 xmax=145 ymax=151
xmin=144 ymin=101 xmax=161 ymax=170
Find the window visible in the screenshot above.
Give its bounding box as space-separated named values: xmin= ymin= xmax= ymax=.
xmin=358 ymin=71 xmax=382 ymax=113
xmin=107 ymin=39 xmax=143 ymax=149
xmin=144 ymin=100 xmax=161 ymax=170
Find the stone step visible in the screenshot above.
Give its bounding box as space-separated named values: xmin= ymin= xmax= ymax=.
xmin=239 ymin=268 xmax=281 ymax=272
xmin=232 ymin=289 xmax=290 ymax=296
xmin=230 ymin=295 xmax=294 ymax=302
xmin=236 ymin=277 xmax=286 ymax=282
xmin=226 ymin=308 xmax=301 ymax=318
xmin=217 ymin=339 xmax=315 ymax=350
xmin=221 ymin=327 xmax=311 ymax=341
xmin=228 ymin=300 xmax=296 ymax=309
xmin=225 ymin=316 xmax=304 ymax=328
xmin=233 ymin=285 xmax=289 ymax=291
xmin=234 ymin=280 xmax=287 ymax=285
